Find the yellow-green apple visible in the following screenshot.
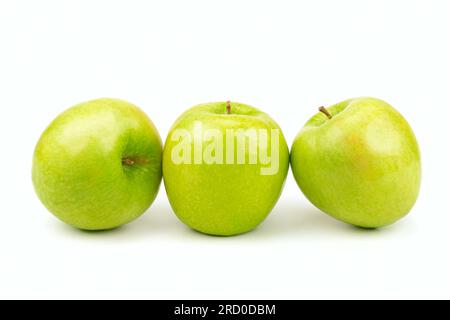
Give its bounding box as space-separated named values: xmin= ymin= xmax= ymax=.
xmin=32 ymin=98 xmax=162 ymax=230
xmin=291 ymin=97 xmax=421 ymax=228
xmin=163 ymin=101 xmax=289 ymax=236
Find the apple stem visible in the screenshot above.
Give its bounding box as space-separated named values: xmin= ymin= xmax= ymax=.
xmin=319 ymin=106 xmax=332 ymax=119
xmin=122 ymin=158 xmax=135 ymax=166
xmin=226 ymin=101 xmax=231 ymax=114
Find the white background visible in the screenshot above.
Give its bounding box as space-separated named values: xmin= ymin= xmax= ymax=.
xmin=0 ymin=0 xmax=449 ymax=299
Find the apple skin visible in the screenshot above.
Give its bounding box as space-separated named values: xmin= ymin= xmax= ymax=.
xmin=290 ymin=97 xmax=421 ymax=228
xmin=163 ymin=102 xmax=289 ymax=236
xmin=32 ymin=98 xmax=162 ymax=230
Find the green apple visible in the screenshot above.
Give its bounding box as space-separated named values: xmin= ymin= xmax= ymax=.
xmin=163 ymin=101 xmax=289 ymax=236
xmin=32 ymin=98 xmax=162 ymax=230
xmin=291 ymin=97 xmax=421 ymax=228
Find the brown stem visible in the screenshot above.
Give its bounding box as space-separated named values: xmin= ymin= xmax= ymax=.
xmin=226 ymin=101 xmax=231 ymax=114
xmin=122 ymin=158 xmax=135 ymax=166
xmin=122 ymin=157 xmax=149 ymax=166
xmin=319 ymin=106 xmax=332 ymax=119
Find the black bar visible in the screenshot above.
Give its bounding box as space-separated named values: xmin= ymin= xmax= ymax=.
xmin=0 ymin=300 xmax=447 ymax=318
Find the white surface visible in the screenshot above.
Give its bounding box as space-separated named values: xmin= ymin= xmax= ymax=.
xmin=0 ymin=0 xmax=449 ymax=299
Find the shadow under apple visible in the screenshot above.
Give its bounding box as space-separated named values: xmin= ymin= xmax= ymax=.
xmin=247 ymin=201 xmax=404 ymax=239
xmin=50 ymin=200 xmax=408 ymax=241
xmin=50 ymin=202 xmax=189 ymax=241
